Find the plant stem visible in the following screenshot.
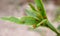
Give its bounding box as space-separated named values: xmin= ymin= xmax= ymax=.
xmin=57 ymin=34 xmax=60 ymax=36
xmin=46 ymin=21 xmax=60 ymax=35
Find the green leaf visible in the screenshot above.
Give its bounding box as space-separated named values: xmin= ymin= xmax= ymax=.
xmin=34 ymin=0 xmax=47 ymax=18
xmin=1 ymin=17 xmax=22 ymax=24
xmin=26 ymin=9 xmax=43 ymax=21
xmin=29 ymin=3 xmax=36 ymax=11
xmin=20 ymin=16 xmax=39 ymax=25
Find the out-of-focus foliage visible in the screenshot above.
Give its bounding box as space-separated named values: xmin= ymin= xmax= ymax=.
xmin=54 ymin=8 xmax=60 ymax=22
xmin=57 ymin=25 xmax=60 ymax=31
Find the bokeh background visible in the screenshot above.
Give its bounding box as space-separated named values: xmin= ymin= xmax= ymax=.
xmin=0 ymin=0 xmax=60 ymax=36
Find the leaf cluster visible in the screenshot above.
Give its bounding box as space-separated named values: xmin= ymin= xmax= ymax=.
xmin=0 ymin=0 xmax=60 ymax=35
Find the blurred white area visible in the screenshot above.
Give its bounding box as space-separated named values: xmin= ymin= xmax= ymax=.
xmin=0 ymin=0 xmax=60 ymax=36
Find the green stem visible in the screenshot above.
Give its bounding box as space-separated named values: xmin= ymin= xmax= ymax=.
xmin=46 ymin=21 xmax=60 ymax=35
xmin=57 ymin=34 xmax=60 ymax=36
